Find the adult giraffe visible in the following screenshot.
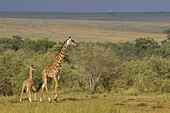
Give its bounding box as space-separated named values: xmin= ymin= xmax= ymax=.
xmin=39 ymin=37 xmax=78 ymax=103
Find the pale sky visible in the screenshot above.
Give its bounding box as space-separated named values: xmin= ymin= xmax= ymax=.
xmin=0 ymin=0 xmax=170 ymax=12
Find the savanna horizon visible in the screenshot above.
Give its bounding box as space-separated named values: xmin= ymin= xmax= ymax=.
xmin=0 ymin=12 xmax=169 ymax=43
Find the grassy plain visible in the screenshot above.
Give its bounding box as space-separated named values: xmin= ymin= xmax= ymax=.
xmin=0 ymin=91 xmax=170 ymax=113
xmin=0 ymin=16 xmax=169 ymax=43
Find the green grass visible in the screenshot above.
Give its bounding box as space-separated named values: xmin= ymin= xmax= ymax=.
xmin=0 ymin=91 xmax=169 ymax=113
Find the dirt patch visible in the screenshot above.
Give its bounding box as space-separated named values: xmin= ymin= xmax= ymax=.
xmin=59 ymin=97 xmax=79 ymax=102
xmin=126 ymin=101 xmax=156 ymax=105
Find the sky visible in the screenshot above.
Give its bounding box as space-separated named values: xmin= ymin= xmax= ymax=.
xmin=0 ymin=0 xmax=170 ymax=12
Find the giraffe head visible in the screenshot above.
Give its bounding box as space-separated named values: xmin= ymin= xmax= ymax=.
xmin=29 ymin=65 xmax=35 ymax=71
xmin=66 ymin=37 xmax=78 ymax=46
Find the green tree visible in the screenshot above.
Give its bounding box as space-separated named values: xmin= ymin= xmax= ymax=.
xmin=36 ymin=38 xmax=56 ymax=53
xmin=12 ymin=35 xmax=23 ymax=51
xmin=122 ymin=55 xmax=170 ymax=93
xmin=0 ymin=38 xmax=13 ymax=52
xmin=163 ymin=28 xmax=170 ymax=40
xmin=163 ymin=28 xmax=170 ymax=35
xmin=0 ymin=50 xmax=25 ymax=95
xmin=0 ymin=36 xmax=23 ymax=52
xmin=134 ymin=38 xmax=160 ymax=57
xmin=113 ymin=41 xmax=136 ymax=61
xmin=69 ymin=42 xmax=121 ymax=93
xmin=23 ymin=38 xmax=36 ymax=51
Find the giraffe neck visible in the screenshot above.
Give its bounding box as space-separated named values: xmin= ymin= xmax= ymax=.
xmin=28 ymin=68 xmax=32 ymax=81
xmin=52 ymin=40 xmax=68 ymax=64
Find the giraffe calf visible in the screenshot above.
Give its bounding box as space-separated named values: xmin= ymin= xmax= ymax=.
xmin=20 ymin=65 xmax=37 ymax=102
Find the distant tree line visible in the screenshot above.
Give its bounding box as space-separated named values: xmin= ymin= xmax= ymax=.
xmin=0 ymin=35 xmax=169 ymax=96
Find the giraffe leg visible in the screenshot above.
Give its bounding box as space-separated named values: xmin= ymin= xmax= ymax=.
xmin=57 ymin=67 xmax=62 ymax=81
xmin=32 ymin=86 xmax=37 ymax=101
xmin=40 ymin=74 xmax=46 ymax=102
xmin=26 ymin=87 xmax=29 ymax=94
xmin=28 ymin=88 xmax=32 ymax=102
xmin=44 ymin=80 xmax=51 ymax=103
xmin=40 ymin=77 xmax=51 ymax=102
xmin=40 ymin=82 xmax=45 ymax=102
xmin=20 ymin=84 xmax=25 ymax=102
xmin=53 ymin=77 xmax=59 ymax=103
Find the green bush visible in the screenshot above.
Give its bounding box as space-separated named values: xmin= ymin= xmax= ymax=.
xmin=122 ymin=55 xmax=170 ymax=93
xmin=69 ymin=42 xmax=122 ymax=93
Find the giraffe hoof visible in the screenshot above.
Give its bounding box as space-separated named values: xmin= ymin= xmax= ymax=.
xmin=54 ymin=98 xmax=58 ymax=103
xmin=40 ymin=98 xmax=43 ymax=103
xmin=54 ymin=100 xmax=58 ymax=103
xmin=48 ymin=97 xmax=51 ymax=103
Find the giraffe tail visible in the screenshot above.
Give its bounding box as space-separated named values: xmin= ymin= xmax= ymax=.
xmin=36 ymin=82 xmax=43 ymax=92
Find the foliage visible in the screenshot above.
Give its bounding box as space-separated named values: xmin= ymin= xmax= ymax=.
xmin=163 ymin=28 xmax=170 ymax=40
xmin=0 ymin=36 xmax=56 ymax=53
xmin=105 ymin=38 xmax=168 ymax=61
xmin=69 ymin=42 xmax=121 ymax=93
xmin=0 ymin=38 xmax=13 ymax=52
xmin=131 ymin=56 xmax=170 ymax=92
xmin=162 ymin=28 xmax=170 ymax=35
xmin=0 ymin=50 xmax=29 ymax=96
xmin=134 ymin=38 xmax=160 ymax=55
xmin=108 ymin=41 xmax=137 ymax=61
xmin=0 ymin=36 xmax=169 ymax=96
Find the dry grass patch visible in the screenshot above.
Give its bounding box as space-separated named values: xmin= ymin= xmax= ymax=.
xmin=0 ymin=18 xmax=168 ymax=43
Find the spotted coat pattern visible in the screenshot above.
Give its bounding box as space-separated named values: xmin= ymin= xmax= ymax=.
xmin=40 ymin=37 xmax=78 ymax=103
xmin=20 ymin=65 xmax=37 ymax=102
